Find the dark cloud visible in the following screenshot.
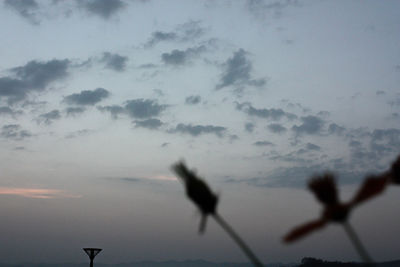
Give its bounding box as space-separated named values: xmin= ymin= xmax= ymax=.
xmin=0 ymin=124 xmax=32 ymax=140
xmin=146 ymin=31 xmax=178 ymax=47
xmin=349 ymin=140 xmax=362 ymax=148
xmin=292 ymin=115 xmax=325 ymax=135
xmin=97 ymin=105 xmax=125 ymax=119
xmin=161 ymin=46 xmax=206 ymax=66
xmin=328 ymin=123 xmax=346 ymax=135
xmin=185 ymin=95 xmax=201 ymax=105
xmin=37 ymin=110 xmax=61 ymax=124
xmin=253 ymin=141 xmax=274 ymax=146
xmin=161 ymin=142 xmax=169 ymax=148
xmin=216 ymin=49 xmax=266 ymax=90
xmin=65 ymin=129 xmax=93 ymax=139
xmin=246 ymin=0 xmax=298 ymax=19
xmin=79 ymin=0 xmax=125 ymax=19
xmin=267 ymin=150 xmax=311 ymax=164
xmin=101 ymin=52 xmax=128 ymax=72
xmin=146 ymin=20 xmax=205 ymax=47
xmin=133 ymin=118 xmax=163 ymax=130
xmin=170 ymin=123 xmax=226 ymax=137
xmin=4 ymin=0 xmax=39 ymax=24
xmin=376 ymin=90 xmax=385 ymax=96
xmin=11 ymin=59 xmax=70 ymax=88
xmin=65 ymin=107 xmax=86 ymax=116
xmin=244 ymin=122 xmax=255 ymax=133
xmin=267 ymin=123 xmax=287 ymax=133
xmin=64 ymin=88 xmax=110 ymax=106
xmin=0 ymin=106 xmax=23 ymax=117
xmin=306 ymin=142 xmax=321 ymax=151
xmin=99 ymin=99 xmax=167 ymax=120
xmin=176 ymin=20 xmax=205 ymax=41
xmin=0 ymin=59 xmax=70 ymax=103
xmin=236 ymin=102 xmax=294 ymax=121
xmin=125 ymin=99 xmax=166 ymax=119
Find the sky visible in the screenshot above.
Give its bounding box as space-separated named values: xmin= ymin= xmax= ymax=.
xmin=0 ymin=0 xmax=400 ymax=264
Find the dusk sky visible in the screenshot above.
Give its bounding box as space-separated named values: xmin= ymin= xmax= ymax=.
xmin=1 ymin=0 xmax=400 ymax=264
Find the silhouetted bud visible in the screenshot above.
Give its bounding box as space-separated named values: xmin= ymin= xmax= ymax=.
xmin=308 ymin=173 xmax=338 ymax=205
xmin=172 ymin=161 xmax=218 ymax=233
xmin=390 ymin=155 xmax=400 ymax=184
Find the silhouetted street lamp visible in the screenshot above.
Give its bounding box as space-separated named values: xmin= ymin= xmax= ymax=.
xmin=83 ymin=248 xmax=102 ymax=267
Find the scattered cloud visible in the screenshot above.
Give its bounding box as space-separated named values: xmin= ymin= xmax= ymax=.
xmin=78 ymin=0 xmax=126 ymax=19
xmin=370 ymin=128 xmax=400 ymax=155
xmin=246 ymin=0 xmax=298 ymax=19
xmin=65 ymin=107 xmax=86 ymax=116
xmin=292 ymin=115 xmax=325 ymax=135
xmin=146 ymin=31 xmax=178 ymax=47
xmin=0 ymin=187 xmax=81 ymax=199
xmin=244 ymin=122 xmax=255 ymax=133
xmin=328 ymin=123 xmax=346 ymax=135
xmin=170 ymin=123 xmax=226 ymax=137
xmin=65 ymin=129 xmax=93 ymax=139
xmin=306 ymin=142 xmax=321 ymax=151
xmin=0 ymin=124 xmax=32 ymax=140
xmin=185 ymin=95 xmax=201 ymax=105
xmin=98 ymin=99 xmax=167 ymax=120
xmin=97 ymin=105 xmax=126 ymax=119
xmin=376 ymin=90 xmax=386 ymax=96
xmin=267 ymin=123 xmax=287 ymax=133
xmin=226 ymin=163 xmax=369 ymax=188
xmin=176 ymin=20 xmax=205 ymax=41
xmin=253 ymin=141 xmax=274 ymax=146
xmin=0 ymin=59 xmax=70 ymax=103
xmin=146 ymin=20 xmax=205 ymax=47
xmin=4 ymin=0 xmax=39 ymax=24
xmin=125 ymin=99 xmax=166 ymax=119
xmin=37 ymin=110 xmax=61 ymax=124
xmin=236 ymin=102 xmax=294 ymax=121
xmin=101 ymin=52 xmax=128 ymax=72
xmin=133 ymin=118 xmax=163 ymax=130
xmin=0 ymin=106 xmax=23 ymax=117
xmin=161 ymin=46 xmax=206 ymax=66
xmin=64 ymin=88 xmax=110 ymax=106
xmin=216 ymin=49 xmax=266 ymax=90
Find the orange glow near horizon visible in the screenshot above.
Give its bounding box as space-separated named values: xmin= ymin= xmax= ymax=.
xmin=0 ymin=187 xmax=81 ymax=199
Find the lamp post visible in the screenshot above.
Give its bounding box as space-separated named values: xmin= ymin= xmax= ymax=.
xmin=83 ymin=248 xmax=102 ymax=267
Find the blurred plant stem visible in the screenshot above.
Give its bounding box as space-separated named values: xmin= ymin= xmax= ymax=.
xmin=342 ymin=221 xmax=374 ymax=265
xmin=213 ymin=213 xmax=264 ymax=267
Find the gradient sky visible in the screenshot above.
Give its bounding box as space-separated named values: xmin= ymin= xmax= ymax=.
xmin=1 ymin=0 xmax=400 ymax=264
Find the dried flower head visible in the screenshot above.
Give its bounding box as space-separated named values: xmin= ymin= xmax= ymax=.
xmin=284 ymin=172 xmax=388 ymax=243
xmin=172 ymin=161 xmax=218 ymax=233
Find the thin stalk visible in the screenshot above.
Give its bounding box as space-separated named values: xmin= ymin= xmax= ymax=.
xmin=343 ymin=221 xmax=374 ymax=265
xmin=213 ymin=213 xmax=264 ymax=267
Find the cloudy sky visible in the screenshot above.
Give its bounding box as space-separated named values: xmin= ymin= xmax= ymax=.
xmin=1 ymin=0 xmax=400 ymax=264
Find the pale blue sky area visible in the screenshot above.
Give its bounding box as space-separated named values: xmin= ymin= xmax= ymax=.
xmin=0 ymin=0 xmax=399 ymax=264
